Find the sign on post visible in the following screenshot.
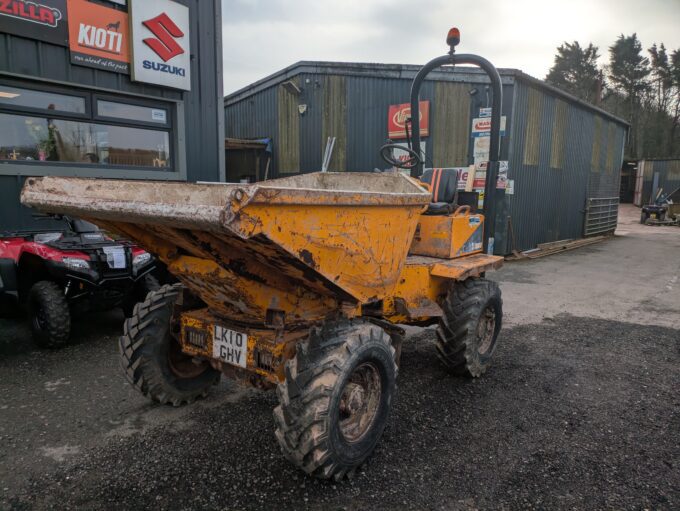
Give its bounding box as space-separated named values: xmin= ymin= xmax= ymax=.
xmin=129 ymin=0 xmax=191 ymax=91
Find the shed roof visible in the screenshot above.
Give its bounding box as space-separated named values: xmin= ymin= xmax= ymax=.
xmin=225 ymin=60 xmax=629 ymax=127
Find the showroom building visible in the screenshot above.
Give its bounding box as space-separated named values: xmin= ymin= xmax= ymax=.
xmin=0 ymin=0 xmax=224 ymax=231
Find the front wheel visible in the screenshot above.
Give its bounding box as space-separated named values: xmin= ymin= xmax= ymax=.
xmin=274 ymin=320 xmax=397 ymax=480
xmin=119 ymin=284 xmax=220 ymax=406
xmin=28 ymin=281 xmax=70 ymax=349
xmin=436 ymin=278 xmax=503 ymax=377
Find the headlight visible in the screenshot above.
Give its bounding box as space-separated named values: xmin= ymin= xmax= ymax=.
xmin=62 ymin=257 xmax=90 ymax=271
xmin=132 ymin=252 xmax=152 ymax=268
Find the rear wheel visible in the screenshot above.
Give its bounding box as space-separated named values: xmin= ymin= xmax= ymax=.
xmin=119 ymin=284 xmax=220 ymax=406
xmin=274 ymin=320 xmax=397 ymax=480
xmin=436 ymin=278 xmax=502 ymax=377
xmin=28 ymin=281 xmax=70 ymax=349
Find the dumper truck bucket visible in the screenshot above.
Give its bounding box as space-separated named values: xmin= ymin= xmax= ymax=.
xmin=21 ymin=172 xmax=431 ymax=326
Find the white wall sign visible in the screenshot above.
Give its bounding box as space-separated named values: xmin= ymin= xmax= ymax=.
xmin=471 ymin=116 xmax=506 ymax=137
xmin=129 ymin=0 xmax=191 ymax=91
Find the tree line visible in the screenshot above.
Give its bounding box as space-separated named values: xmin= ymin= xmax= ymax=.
xmin=545 ymin=34 xmax=679 ymax=160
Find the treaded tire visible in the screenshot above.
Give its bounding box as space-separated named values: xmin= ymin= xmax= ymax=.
xmin=274 ymin=320 xmax=397 ymax=481
xmin=119 ymin=284 xmax=220 ymax=406
xmin=28 ymin=281 xmax=70 ymax=349
xmin=436 ymin=278 xmax=502 ymax=377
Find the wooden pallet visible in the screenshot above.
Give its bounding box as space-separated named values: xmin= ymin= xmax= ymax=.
xmin=506 ymin=236 xmax=608 ymax=260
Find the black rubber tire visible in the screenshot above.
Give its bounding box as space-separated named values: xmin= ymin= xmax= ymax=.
xmin=28 ymin=281 xmax=70 ymax=349
xmin=274 ymin=320 xmax=397 ymax=481
xmin=640 ymin=211 xmax=649 ymax=224
xmin=122 ymin=273 xmax=161 ymax=318
xmin=119 ymin=284 xmax=220 ymax=406
xmin=436 ymin=278 xmax=503 ymax=377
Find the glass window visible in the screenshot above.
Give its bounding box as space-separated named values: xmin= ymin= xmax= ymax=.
xmin=97 ymin=100 xmax=168 ymax=124
xmin=0 ymin=85 xmax=86 ymax=114
xmin=0 ymin=113 xmax=170 ymax=169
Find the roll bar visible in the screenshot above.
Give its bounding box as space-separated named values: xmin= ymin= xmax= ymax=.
xmin=409 ymin=39 xmax=503 ymax=254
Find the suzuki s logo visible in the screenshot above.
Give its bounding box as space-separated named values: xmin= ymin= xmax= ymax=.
xmin=142 ymin=12 xmax=184 ymax=62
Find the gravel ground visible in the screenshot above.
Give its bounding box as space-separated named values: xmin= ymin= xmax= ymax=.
xmin=3 ymin=315 xmax=679 ymax=510
xmin=1 ymin=206 xmax=679 ymax=510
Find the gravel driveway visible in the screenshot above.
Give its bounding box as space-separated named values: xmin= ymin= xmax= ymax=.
xmin=1 ymin=205 xmax=678 ymax=510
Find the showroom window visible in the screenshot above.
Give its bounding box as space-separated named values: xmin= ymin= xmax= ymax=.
xmin=0 ymin=81 xmax=173 ymax=171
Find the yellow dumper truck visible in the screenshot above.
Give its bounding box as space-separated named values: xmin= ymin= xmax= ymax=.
xmin=21 ymin=29 xmax=505 ymax=480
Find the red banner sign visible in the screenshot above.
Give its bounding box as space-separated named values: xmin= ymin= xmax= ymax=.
xmin=387 ymin=101 xmax=429 ymax=139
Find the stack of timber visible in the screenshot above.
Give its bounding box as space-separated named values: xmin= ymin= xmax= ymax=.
xmin=506 ymin=236 xmax=608 ymax=261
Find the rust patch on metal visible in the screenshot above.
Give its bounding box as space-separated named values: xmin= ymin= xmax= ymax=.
xmin=298 ymin=249 xmax=317 ymax=268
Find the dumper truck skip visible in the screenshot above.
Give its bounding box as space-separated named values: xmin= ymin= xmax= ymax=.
xmin=21 ymin=28 xmax=505 ymax=481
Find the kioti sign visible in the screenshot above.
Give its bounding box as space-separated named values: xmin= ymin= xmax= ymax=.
xmin=67 ymin=0 xmax=130 ymax=73
xmin=387 ymin=101 xmax=429 ymax=139
xmin=129 ymin=0 xmax=191 ymax=91
xmin=0 ymin=0 xmax=68 ymax=46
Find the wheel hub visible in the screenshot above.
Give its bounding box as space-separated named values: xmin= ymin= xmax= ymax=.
xmin=167 ymin=337 xmax=210 ymax=379
xmin=338 ymin=362 xmax=381 ymax=443
xmin=35 ymin=307 xmax=48 ymax=330
xmin=477 ymin=306 xmax=496 ymax=354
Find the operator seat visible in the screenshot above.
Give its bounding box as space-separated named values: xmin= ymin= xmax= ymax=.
xmin=420 ymin=168 xmax=459 ymax=215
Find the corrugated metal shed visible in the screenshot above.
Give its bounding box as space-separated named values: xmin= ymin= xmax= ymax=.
xmin=637 ymin=159 xmax=680 ymax=205
xmin=0 ymin=0 xmax=224 ymax=232
xmin=224 ymin=61 xmax=629 ymax=255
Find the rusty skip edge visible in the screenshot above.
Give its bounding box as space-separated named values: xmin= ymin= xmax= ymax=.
xmin=20 ymin=174 xmax=431 ymax=234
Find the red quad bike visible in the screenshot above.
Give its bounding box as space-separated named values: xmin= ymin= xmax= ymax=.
xmin=0 ymin=215 xmax=158 ymax=349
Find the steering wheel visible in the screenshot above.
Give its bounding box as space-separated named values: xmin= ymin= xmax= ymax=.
xmin=380 ymin=143 xmax=421 ymax=169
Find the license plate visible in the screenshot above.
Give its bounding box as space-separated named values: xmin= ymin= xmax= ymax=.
xmin=213 ymin=325 xmax=248 ymax=368
xmin=102 ymin=246 xmax=126 ymax=269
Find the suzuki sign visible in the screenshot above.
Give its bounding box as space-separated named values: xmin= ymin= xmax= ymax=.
xmin=129 ymin=0 xmax=190 ymax=91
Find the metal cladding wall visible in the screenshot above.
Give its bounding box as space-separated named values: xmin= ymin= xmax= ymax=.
xmin=225 ymin=64 xmax=515 ymax=176
xmin=640 ymin=159 xmax=680 ymax=204
xmin=224 ymin=62 xmax=628 ymax=254
xmin=505 ymin=79 xmax=627 ymax=252
xmin=0 ymin=0 xmax=223 ymax=232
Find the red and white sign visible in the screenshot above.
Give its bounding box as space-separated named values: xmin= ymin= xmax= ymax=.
xmin=129 ymin=0 xmax=191 ymax=91
xmin=387 ymin=101 xmax=429 ymax=139
xmin=471 ymin=115 xmax=506 ymax=137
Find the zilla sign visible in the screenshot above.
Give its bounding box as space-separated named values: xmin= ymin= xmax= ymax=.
xmin=0 ymin=0 xmax=68 ymax=46
xmin=67 ymin=0 xmax=130 ymax=73
xmin=129 ymin=0 xmax=191 ymax=91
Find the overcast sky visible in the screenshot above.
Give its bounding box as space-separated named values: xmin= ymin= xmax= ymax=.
xmin=221 ymin=0 xmax=680 ymax=95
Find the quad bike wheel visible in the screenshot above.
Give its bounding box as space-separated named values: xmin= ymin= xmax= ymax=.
xmin=28 ymin=280 xmax=70 ymax=349
xmin=436 ymin=277 xmax=502 ymax=377
xmin=274 ymin=320 xmax=397 ymax=481
xmin=119 ymin=284 xmax=220 ymax=406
